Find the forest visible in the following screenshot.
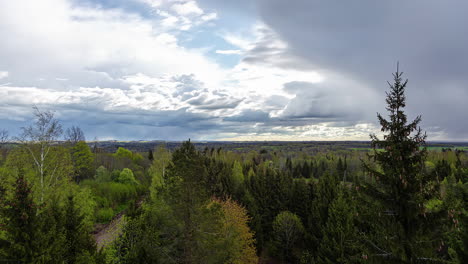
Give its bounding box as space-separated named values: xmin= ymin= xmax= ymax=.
xmin=0 ymin=71 xmax=467 ymax=264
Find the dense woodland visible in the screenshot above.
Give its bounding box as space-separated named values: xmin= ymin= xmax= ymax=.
xmin=0 ymin=71 xmax=467 ymax=263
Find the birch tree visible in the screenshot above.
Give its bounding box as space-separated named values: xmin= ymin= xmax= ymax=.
xmin=18 ymin=106 xmax=63 ymax=203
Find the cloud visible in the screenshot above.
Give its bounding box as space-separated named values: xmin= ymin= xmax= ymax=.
xmin=223 ymin=110 xmax=270 ymax=123
xmin=0 ymin=71 xmax=8 ymax=79
xmin=215 ymin=49 xmax=242 ymax=55
xmin=253 ymin=0 xmax=468 ymax=140
xmin=136 ymin=0 xmax=162 ymax=8
xmin=3 ymin=0 xmax=465 ymax=141
xmin=201 ymin=12 xmax=217 ymax=21
xmin=280 ymin=80 xmax=379 ymax=121
xmin=171 ymin=1 xmax=204 ymax=16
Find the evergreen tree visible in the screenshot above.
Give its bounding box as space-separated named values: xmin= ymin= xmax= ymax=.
xmin=363 ymin=67 xmax=443 ymax=263
xmin=165 ymin=140 xmax=210 ymax=263
xmin=0 ymin=170 xmax=40 ymax=262
xmin=63 ymin=195 xmax=96 ymax=263
xmin=309 ymin=172 xmax=339 ymax=252
xmin=316 ymin=188 xmax=362 ymax=264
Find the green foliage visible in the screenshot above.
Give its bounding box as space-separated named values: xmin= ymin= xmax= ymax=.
xmin=116 ymin=168 xmax=138 ymax=185
xmin=96 ymin=207 xmax=115 ymax=223
xmin=4 ymin=146 xmax=73 ymax=204
xmin=212 ymin=198 xmax=258 ymax=264
xmin=363 ymin=68 xmax=444 ymax=262
xmin=272 ymin=211 xmax=304 ymax=262
xmin=231 ymin=160 xmax=245 ymax=192
xmin=95 ymin=166 xmax=111 ymax=182
xmin=114 ymin=147 xmax=133 ymax=160
xmin=424 ymin=198 xmax=443 ymax=213
xmin=0 ymin=171 xmax=40 ymax=262
xmin=63 ymin=195 xmax=97 ymax=263
xmin=309 ymin=172 xmax=339 ymax=251
xmin=111 ymin=169 xmax=121 ymax=181
xmin=148 ymin=145 xmax=171 ymax=201
xmin=71 ymin=141 xmax=94 ymax=182
xmin=316 ymin=188 xmax=362 ymax=264
xmin=114 ymin=147 xmax=143 ymax=164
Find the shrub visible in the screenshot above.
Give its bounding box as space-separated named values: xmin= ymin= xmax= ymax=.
xmin=96 ymin=207 xmax=114 ymax=223
xmin=116 ymin=168 xmax=138 ymax=185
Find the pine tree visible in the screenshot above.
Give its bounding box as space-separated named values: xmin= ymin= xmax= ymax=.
xmin=0 ymin=170 xmax=40 ymax=263
xmin=316 ymin=188 xmax=362 ymax=264
xmin=165 ymin=140 xmax=209 ymax=264
xmin=63 ymin=195 xmax=96 ymax=263
xmin=363 ymin=67 xmax=443 ymax=263
xmin=309 ymin=172 xmax=339 ymax=252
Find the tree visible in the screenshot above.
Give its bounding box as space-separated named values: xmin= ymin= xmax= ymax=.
xmin=148 ymin=145 xmax=171 ymax=200
xmin=71 ymin=141 xmax=94 ymax=182
xmin=272 ymin=211 xmax=305 ymax=261
xmin=95 ymin=166 xmax=111 ymax=182
xmin=148 ymin=149 xmax=154 ymax=161
xmin=18 ymin=106 xmax=63 ymax=203
xmin=211 ymin=198 xmax=258 ymax=264
xmin=309 ymin=172 xmax=339 ymax=251
xmin=363 ymin=67 xmax=443 ymax=262
xmin=114 ymin=147 xmax=143 ymax=164
xmin=164 ymin=140 xmax=210 ymax=263
xmin=0 ymin=129 xmax=9 ymax=165
xmin=0 ymin=170 xmax=40 ymax=262
xmin=65 ymin=126 xmax=85 ymax=144
xmin=316 ymin=188 xmax=362 ymax=264
xmin=231 ymin=160 xmax=245 ymax=193
xmin=0 ymin=129 xmax=8 ymax=144
xmin=117 ymin=168 xmax=138 ymax=185
xmin=63 ymin=195 xmax=96 ymax=263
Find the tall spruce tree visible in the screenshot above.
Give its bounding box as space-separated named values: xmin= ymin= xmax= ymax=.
xmin=0 ymin=170 xmax=40 ymax=263
xmin=363 ymin=67 xmax=444 ymax=263
xmin=63 ymin=195 xmax=96 ymax=263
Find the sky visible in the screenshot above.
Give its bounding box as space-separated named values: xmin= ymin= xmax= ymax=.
xmin=1 ymin=0 xmax=467 ymax=141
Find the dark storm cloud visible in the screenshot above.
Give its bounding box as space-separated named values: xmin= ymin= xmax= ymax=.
xmin=0 ymin=103 xmax=223 ymax=141
xmin=186 ymin=93 xmax=243 ymax=110
xmin=223 ymin=110 xmax=270 ymax=122
xmin=243 ymin=0 xmax=468 ymax=140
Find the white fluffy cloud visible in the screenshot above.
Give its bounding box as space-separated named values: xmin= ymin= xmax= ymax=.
xmin=171 ymin=1 xmax=204 ymax=16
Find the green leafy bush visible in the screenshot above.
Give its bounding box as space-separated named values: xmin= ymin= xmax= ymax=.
xmin=116 ymin=168 xmax=138 ymax=185
xmin=96 ymin=207 xmax=114 ymax=223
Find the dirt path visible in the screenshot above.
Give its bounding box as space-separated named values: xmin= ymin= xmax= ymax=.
xmin=93 ymin=211 xmax=126 ymax=250
xmin=93 ymin=198 xmax=145 ymax=249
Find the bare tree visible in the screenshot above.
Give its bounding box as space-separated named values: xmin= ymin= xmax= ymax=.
xmin=0 ymin=129 xmax=8 ymax=144
xmin=18 ymin=106 xmax=63 ymax=203
xmin=65 ymin=125 xmax=86 ymax=144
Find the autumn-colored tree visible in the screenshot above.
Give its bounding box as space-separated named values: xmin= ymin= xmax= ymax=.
xmin=212 ymin=198 xmax=258 ymax=264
